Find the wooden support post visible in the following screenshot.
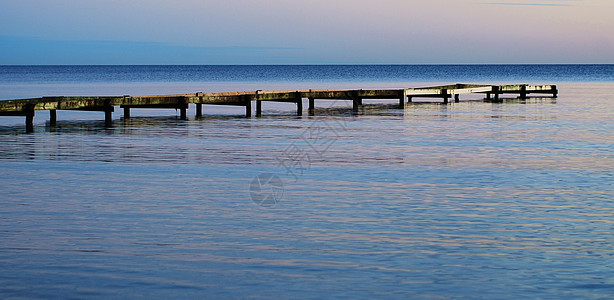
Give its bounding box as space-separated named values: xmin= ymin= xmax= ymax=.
xmin=296 ymin=93 xmax=303 ymax=116
xmin=245 ymin=96 xmax=252 ymax=118
xmin=519 ymin=85 xmax=527 ymax=99
xmin=25 ymin=105 xmax=35 ymax=133
xmin=352 ymin=92 xmax=362 ymax=112
xmin=122 ymin=95 xmax=131 ymax=120
xmin=123 ymin=107 xmax=131 ymax=119
xmin=407 ymin=96 xmax=412 ymax=103
xmin=256 ymin=100 xmax=262 ymax=117
xmin=454 ymin=94 xmax=460 ymax=103
xmin=552 ymin=85 xmax=558 ymax=98
xmin=179 ymin=97 xmax=188 ymax=120
xmin=195 ymin=92 xmax=203 ymax=117
xmin=442 ymin=89 xmax=449 ymax=104
xmin=104 ymin=99 xmax=113 ymax=127
xmin=486 ymin=92 xmax=491 ymax=100
xmin=196 ymin=103 xmax=202 ymax=117
xmin=308 ymin=97 xmax=315 ymax=115
xmin=49 ymin=109 xmax=57 ymax=126
xmin=105 ymin=108 xmax=113 ymax=127
xmin=493 ymin=86 xmax=501 ymax=102
xmin=399 ymin=96 xmax=405 ymax=108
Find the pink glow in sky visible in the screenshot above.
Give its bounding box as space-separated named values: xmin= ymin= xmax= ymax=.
xmin=1 ymin=0 xmax=613 ymax=64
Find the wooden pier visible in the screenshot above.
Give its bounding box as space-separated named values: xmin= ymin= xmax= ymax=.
xmin=0 ymin=84 xmax=557 ymax=133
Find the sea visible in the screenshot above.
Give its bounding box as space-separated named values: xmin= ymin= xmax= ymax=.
xmin=0 ymin=65 xmax=613 ymax=299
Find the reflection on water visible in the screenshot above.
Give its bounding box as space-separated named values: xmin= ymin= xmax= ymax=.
xmin=1 ymin=83 xmax=613 ymax=299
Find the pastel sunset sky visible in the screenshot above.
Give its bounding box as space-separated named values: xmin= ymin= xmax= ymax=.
xmin=1 ymin=0 xmax=613 ymax=64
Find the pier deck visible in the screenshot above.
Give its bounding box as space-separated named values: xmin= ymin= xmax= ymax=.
xmin=0 ymin=84 xmax=557 ymax=133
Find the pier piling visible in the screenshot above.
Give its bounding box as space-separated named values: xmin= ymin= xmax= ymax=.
xmin=49 ymin=110 xmax=57 ymax=126
xmin=519 ymin=85 xmax=527 ymax=99
xmin=104 ymin=99 xmax=114 ymax=127
xmin=195 ymin=92 xmax=204 ymax=117
xmin=179 ymin=97 xmax=188 ymax=120
xmin=122 ymin=95 xmax=131 ymax=119
xmin=256 ymin=101 xmax=262 ymax=117
xmin=244 ymin=96 xmax=252 ymax=117
xmin=25 ymin=104 xmax=35 ymax=133
xmin=552 ymin=85 xmax=558 ymax=98
xmin=442 ymin=89 xmax=449 ymax=104
xmin=309 ymin=97 xmax=315 ymax=115
xmin=196 ymin=103 xmax=202 ymax=117
xmin=493 ymin=86 xmax=501 ymax=102
xmin=104 ymin=107 xmax=113 ymax=127
xmin=296 ymin=92 xmax=303 ymax=116
xmin=352 ymin=92 xmax=362 ymax=112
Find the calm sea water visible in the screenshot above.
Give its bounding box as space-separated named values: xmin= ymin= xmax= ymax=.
xmin=0 ymin=65 xmax=613 ymax=299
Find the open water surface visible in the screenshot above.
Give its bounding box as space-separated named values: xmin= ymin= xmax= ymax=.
xmin=0 ymin=65 xmax=613 ymax=299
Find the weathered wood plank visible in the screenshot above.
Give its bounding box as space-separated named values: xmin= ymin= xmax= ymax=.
xmin=358 ymin=89 xmax=406 ymax=99
xmin=450 ymin=86 xmax=493 ymax=94
xmin=499 ymin=85 xmax=556 ymax=93
xmin=0 ymin=98 xmax=44 ymax=112
xmin=405 ymin=89 xmax=446 ymax=96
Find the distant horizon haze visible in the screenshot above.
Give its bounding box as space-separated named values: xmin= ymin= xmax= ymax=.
xmin=1 ymin=0 xmax=613 ymax=64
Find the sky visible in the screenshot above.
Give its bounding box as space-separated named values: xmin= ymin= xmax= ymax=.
xmin=1 ymin=0 xmax=613 ymax=64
